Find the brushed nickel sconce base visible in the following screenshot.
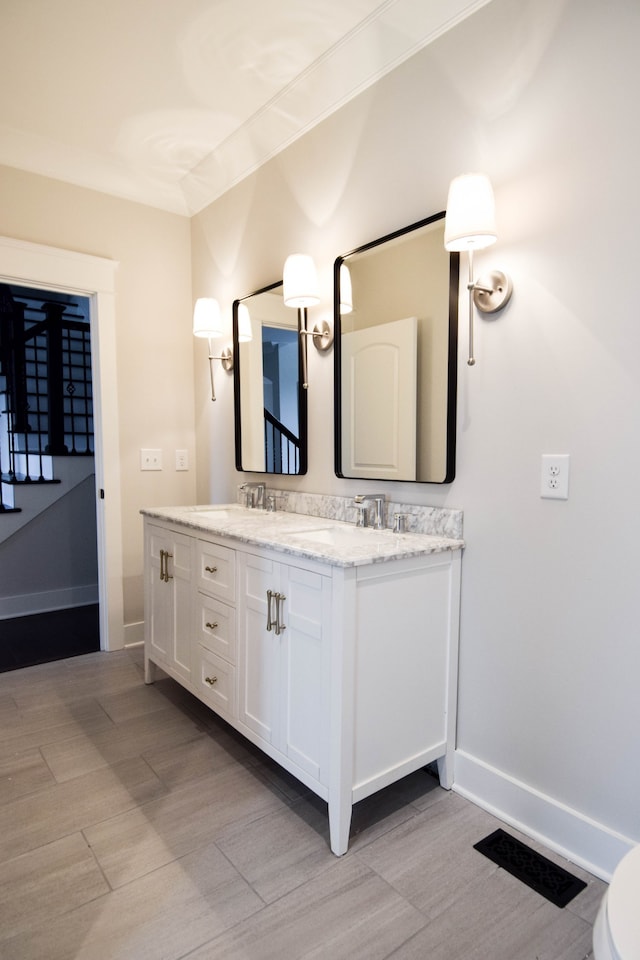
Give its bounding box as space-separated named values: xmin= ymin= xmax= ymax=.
xmin=473 ymin=271 xmax=513 ymax=314
xmin=220 ymin=347 xmax=234 ymax=372
xmin=207 ymin=345 xmax=234 ymax=401
xmin=312 ymin=321 xmax=334 ymax=352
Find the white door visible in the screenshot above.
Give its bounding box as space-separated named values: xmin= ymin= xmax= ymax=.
xmin=239 ymin=330 xmax=265 ymax=471
xmin=341 ymin=316 xmax=418 ymax=480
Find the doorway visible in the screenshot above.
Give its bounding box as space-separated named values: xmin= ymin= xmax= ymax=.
xmin=0 ymin=283 xmax=100 ymax=669
xmin=0 ymin=235 xmax=124 ymax=654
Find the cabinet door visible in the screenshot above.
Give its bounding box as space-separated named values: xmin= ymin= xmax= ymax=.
xmin=148 ymin=526 xmax=172 ymax=665
xmin=147 ymin=524 xmax=193 ymax=682
xmin=197 ymin=540 xmax=235 ymax=603
xmin=171 ymin=534 xmax=193 ymax=682
xmin=196 ymin=594 xmax=236 ymax=664
xmin=238 ymin=552 xmax=330 ymax=785
xmin=279 ymin=564 xmax=331 ymax=783
xmin=194 ymin=644 xmax=236 ymax=722
xmin=238 ymin=552 xmax=279 ymax=744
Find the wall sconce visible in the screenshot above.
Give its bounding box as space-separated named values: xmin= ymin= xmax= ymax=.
xmin=237 ymin=302 xmax=253 ymax=342
xmin=339 ymin=263 xmax=353 ymax=314
xmin=192 ymin=297 xmax=233 ymax=401
xmin=283 ymin=253 xmax=333 ymax=389
xmin=444 ymin=173 xmax=513 ymax=366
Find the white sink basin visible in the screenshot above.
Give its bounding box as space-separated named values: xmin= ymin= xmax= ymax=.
xmin=288 ymin=525 xmax=394 ymax=548
xmin=189 ymin=506 xmax=247 ymax=522
xmin=188 ymin=507 xmax=328 ymax=533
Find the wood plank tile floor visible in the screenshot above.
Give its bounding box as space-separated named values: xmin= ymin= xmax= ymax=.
xmin=0 ymin=648 xmax=605 ymax=959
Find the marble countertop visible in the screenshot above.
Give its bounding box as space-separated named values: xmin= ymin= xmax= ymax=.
xmin=141 ymin=504 xmax=464 ymax=568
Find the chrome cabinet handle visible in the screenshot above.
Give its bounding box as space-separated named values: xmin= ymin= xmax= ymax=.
xmin=205 ymin=621 xmax=218 ymax=631
xmin=275 ymin=592 xmax=286 ymax=636
xmin=266 ymin=589 xmax=275 ymax=632
xmin=159 ymin=549 xmax=173 ymax=582
xmin=266 ymin=590 xmax=286 ymax=634
xmin=205 ymin=565 xmax=217 ymax=574
xmin=204 ymin=675 xmax=218 ymax=686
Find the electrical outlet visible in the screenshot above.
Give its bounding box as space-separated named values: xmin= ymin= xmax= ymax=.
xmin=140 ymin=448 xmax=162 ymax=471
xmin=175 ymin=449 xmax=189 ymax=471
xmin=540 ymin=454 xmax=569 ymax=500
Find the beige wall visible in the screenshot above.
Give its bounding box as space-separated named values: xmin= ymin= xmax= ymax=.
xmin=190 ymin=0 xmax=640 ymax=878
xmin=0 ymin=166 xmax=195 ymax=628
xmin=1 ymin=0 xmax=637 ymax=879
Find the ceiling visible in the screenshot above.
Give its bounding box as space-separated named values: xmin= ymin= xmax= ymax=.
xmin=0 ymin=0 xmax=489 ymax=216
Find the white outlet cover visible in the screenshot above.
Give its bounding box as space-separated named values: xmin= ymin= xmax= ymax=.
xmin=541 ymin=454 xmax=570 ymax=500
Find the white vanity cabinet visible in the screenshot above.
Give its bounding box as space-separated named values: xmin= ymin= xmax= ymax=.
xmin=143 ymin=512 xmax=461 ymax=856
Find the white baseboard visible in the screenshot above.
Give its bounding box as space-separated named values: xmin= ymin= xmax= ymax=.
xmin=0 ymin=585 xmax=98 ymax=620
xmin=453 ymin=749 xmax=635 ymax=882
xmin=124 ymin=620 xmax=144 ymax=648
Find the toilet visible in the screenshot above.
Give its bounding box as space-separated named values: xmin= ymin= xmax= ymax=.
xmin=593 ymin=845 xmax=640 ymax=959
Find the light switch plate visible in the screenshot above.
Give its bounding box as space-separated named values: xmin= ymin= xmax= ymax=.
xmin=141 ymin=448 xmax=162 ymax=471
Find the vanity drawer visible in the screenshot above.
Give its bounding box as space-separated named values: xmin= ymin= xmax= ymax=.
xmin=194 ymin=645 xmax=236 ymax=722
xmin=197 ymin=540 xmax=235 ymax=602
xmin=197 ymin=594 xmax=236 ymax=663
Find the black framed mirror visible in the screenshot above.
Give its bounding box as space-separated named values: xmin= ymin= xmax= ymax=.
xmin=334 ymin=212 xmax=459 ymax=483
xmin=233 ymin=281 xmax=307 ymax=475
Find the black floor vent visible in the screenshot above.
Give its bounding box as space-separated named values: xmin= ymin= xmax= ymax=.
xmin=474 ymin=829 xmax=587 ymax=908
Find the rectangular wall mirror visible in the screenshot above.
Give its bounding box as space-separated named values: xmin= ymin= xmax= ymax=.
xmin=233 ymin=281 xmax=307 ymax=475
xmin=334 ymin=212 xmax=459 ymax=483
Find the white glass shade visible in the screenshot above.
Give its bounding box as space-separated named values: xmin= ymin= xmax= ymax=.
xmin=283 ymin=254 xmax=320 ymax=308
xmin=193 ymin=297 xmax=223 ymax=338
xmin=237 ymin=303 xmax=253 ymax=342
xmin=444 ymin=173 xmax=497 ymax=251
xmin=339 ymin=263 xmax=353 ymax=314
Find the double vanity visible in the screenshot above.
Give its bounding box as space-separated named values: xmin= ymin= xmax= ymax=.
xmin=142 ymin=493 xmax=463 ymax=855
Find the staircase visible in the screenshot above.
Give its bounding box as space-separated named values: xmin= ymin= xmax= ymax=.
xmin=0 ymin=283 xmax=94 ymax=543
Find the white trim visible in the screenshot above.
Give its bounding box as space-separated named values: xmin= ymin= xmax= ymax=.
xmin=0 ymin=586 xmax=98 ymax=620
xmin=454 ymin=749 xmax=635 ymax=882
xmin=124 ymin=621 xmax=144 ymax=647
xmin=0 ymin=236 xmax=124 ymax=650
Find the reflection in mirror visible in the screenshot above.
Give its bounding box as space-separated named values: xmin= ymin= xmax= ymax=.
xmin=335 ymin=212 xmax=459 ymax=484
xmin=233 ymin=282 xmax=307 ymax=475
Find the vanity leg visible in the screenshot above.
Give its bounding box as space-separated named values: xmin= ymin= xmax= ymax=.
xmin=328 ymin=795 xmax=352 ymax=856
xmin=436 ymin=752 xmax=453 ymax=790
xmin=144 ymin=656 xmax=156 ymax=685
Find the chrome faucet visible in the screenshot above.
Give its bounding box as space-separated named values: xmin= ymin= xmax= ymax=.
xmin=239 ymin=482 xmax=266 ymax=509
xmin=354 ymin=494 xmax=386 ymax=529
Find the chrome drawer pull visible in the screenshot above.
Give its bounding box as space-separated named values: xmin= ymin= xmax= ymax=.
xmin=205 ymin=565 xmax=217 ymax=574
xmin=205 ymin=621 xmax=218 ymax=631
xmin=204 ymin=675 xmax=218 ymax=686
xmin=266 ymin=589 xmax=275 ymax=632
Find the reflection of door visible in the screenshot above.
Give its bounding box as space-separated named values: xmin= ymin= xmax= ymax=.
xmin=341 ymin=316 xmax=417 ymax=480
xmin=239 ymin=332 xmax=265 ymax=471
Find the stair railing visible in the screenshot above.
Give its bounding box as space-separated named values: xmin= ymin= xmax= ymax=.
xmin=263 ymin=408 xmax=300 ymax=474
xmin=0 ymin=294 xmax=93 ymax=511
